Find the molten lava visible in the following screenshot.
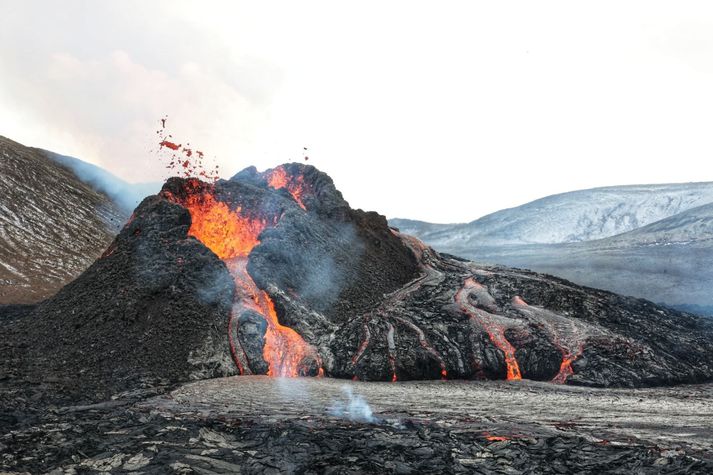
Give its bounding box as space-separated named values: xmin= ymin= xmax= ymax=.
xmin=512 ymin=295 xmax=583 ymax=384
xmin=456 ymin=278 xmax=522 ymax=381
xmin=485 ymin=435 xmax=510 ymax=442
xmin=173 ymin=183 xmax=319 ymax=377
xmin=266 ymin=166 xmax=308 ymax=210
xmin=551 ymin=355 xmax=576 ymax=385
xmin=225 ymin=259 xmax=317 ymax=377
xmin=183 ymin=193 xmax=271 ymax=259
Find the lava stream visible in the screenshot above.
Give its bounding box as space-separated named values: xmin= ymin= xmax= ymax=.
xmin=226 ymin=259 xmax=316 ymax=377
xmin=352 ymin=318 xmax=372 ymax=366
xmin=456 ymin=278 xmax=522 ymax=380
xmin=512 ymin=296 xmax=583 ymax=384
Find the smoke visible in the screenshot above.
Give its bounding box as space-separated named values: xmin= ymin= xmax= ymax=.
xmin=45 ymin=150 xmax=160 ymax=213
xmin=328 ymin=385 xmax=379 ymax=424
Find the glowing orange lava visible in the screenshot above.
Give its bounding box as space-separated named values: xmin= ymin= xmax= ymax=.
xmin=175 ymin=184 xmax=319 ymax=377
xmin=551 ymin=356 xmax=576 ymax=384
xmin=225 ymin=259 xmax=316 ymax=377
xmin=184 ymin=193 xmax=270 ymax=259
xmin=486 ymin=435 xmax=510 ymax=442
xmin=266 ymin=166 xmax=307 ymax=210
xmin=512 ymin=295 xmax=582 ymax=384
xmin=456 ymin=278 xmax=522 ymax=380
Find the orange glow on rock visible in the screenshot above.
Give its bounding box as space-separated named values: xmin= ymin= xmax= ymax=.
xmin=225 ymin=258 xmax=318 ymax=377
xmin=266 ymin=166 xmax=308 ymax=210
xmin=512 ymin=295 xmax=582 ymax=384
xmin=551 ymin=355 xmax=576 ymax=384
xmin=183 ymin=193 xmax=269 ymax=259
xmin=486 ymin=435 xmax=510 ymax=442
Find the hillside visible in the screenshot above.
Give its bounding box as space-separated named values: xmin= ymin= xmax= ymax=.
xmin=419 ymin=203 xmax=713 ymax=307
xmin=391 ymin=183 xmax=713 ymax=308
xmin=0 ymin=136 xmax=129 ymax=303
xmin=391 ymin=182 xmax=713 ymax=247
xmin=470 ymin=204 xmax=713 ymax=313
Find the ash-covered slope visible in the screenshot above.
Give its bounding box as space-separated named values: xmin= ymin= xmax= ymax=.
xmin=0 ymin=136 xmax=128 ymax=304
xmin=4 ymin=164 xmax=713 ymax=402
xmin=391 ymin=181 xmax=713 ymax=246
xmin=1 ymin=195 xmax=235 ymax=402
xmin=604 ymin=201 xmax=713 ymax=246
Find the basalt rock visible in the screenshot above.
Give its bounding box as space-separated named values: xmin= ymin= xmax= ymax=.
xmin=3 ymin=164 xmax=713 ymax=399
xmin=1 ymin=195 xmax=235 ymax=401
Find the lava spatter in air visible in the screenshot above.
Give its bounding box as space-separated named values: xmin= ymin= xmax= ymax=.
xmin=456 ymin=278 xmax=522 ymax=380
xmin=155 ymin=116 xmax=219 ymax=182
xmin=165 ymin=180 xmax=320 ymax=377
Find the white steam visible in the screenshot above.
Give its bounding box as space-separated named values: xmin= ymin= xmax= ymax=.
xmin=46 ymin=151 xmax=160 ymax=213
xmin=328 ymin=385 xmax=379 ymax=424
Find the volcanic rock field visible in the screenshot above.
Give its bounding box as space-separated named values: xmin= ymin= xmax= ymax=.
xmin=2 ymin=163 xmax=713 ymax=473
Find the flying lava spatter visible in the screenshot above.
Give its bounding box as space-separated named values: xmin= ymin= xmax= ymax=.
xmin=155 ymin=116 xmax=218 ymax=182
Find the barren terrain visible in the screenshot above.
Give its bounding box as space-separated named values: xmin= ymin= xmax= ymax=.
xmin=3 ymin=377 xmax=712 ymax=473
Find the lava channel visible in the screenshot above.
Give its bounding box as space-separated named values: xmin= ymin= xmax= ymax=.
xmin=456 ymin=277 xmax=522 ymax=380
xmin=512 ymin=296 xmax=584 ymax=384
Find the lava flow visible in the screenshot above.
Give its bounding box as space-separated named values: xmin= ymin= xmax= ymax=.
xmin=456 ymin=278 xmax=522 ymax=380
xmin=512 ymin=295 xmax=584 ymax=384
xmin=171 ymin=181 xmax=319 ymax=377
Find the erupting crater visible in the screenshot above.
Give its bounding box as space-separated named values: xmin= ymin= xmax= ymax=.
xmin=162 ymin=173 xmax=321 ymax=377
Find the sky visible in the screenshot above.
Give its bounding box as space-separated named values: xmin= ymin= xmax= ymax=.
xmin=1 ymin=1 xmax=712 ymax=223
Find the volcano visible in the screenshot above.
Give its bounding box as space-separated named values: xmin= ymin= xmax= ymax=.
xmin=4 ymin=163 xmax=713 ymax=399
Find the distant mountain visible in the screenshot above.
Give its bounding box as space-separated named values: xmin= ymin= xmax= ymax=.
xmin=391 ymin=184 xmax=713 ymax=308
xmin=391 ymin=182 xmax=713 ymax=247
xmin=0 ymin=136 xmax=156 ymax=303
xmin=603 ymin=201 xmax=713 ymax=246
xmin=667 ymin=304 xmax=713 ymax=318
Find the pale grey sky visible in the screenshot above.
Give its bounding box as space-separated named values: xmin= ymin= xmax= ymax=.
xmin=1 ymin=1 xmax=712 ymax=222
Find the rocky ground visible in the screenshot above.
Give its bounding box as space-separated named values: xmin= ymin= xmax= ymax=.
xmin=3 ymin=163 xmax=713 ymax=473
xmin=2 ymin=377 xmax=712 ymax=474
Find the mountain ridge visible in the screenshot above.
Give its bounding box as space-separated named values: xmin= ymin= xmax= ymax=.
xmin=390 ymin=182 xmax=713 ymax=308
xmin=391 ymin=181 xmax=713 ymax=246
xmin=0 ymin=135 xmax=131 ymax=303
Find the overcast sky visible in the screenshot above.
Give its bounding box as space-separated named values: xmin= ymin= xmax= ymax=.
xmin=1 ymin=1 xmax=712 ymax=222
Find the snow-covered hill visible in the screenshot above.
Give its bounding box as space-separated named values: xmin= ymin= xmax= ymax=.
xmin=391 ymin=182 xmax=713 ymax=247
xmin=0 ymin=136 xmax=139 ymax=303
xmin=391 ymin=184 xmax=713 ymax=308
